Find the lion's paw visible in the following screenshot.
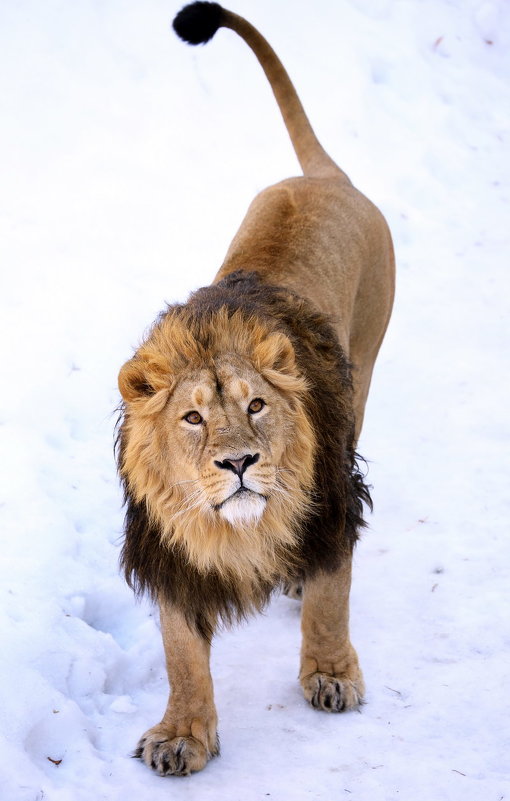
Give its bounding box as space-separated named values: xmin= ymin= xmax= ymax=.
xmin=134 ymin=726 xmax=219 ymax=777
xmin=302 ymin=672 xmax=364 ymax=713
xmin=283 ymin=580 xmax=303 ymax=600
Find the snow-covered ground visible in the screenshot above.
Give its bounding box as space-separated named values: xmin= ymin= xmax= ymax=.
xmin=1 ymin=0 xmax=509 ymax=798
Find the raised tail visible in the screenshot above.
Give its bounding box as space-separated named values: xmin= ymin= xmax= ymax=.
xmin=173 ymin=2 xmax=348 ymax=181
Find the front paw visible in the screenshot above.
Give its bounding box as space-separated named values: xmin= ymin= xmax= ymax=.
xmin=301 ymin=671 xmax=364 ymax=712
xmin=134 ymin=724 xmax=219 ymax=776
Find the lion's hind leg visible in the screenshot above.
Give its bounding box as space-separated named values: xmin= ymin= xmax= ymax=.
xmin=283 ymin=580 xmax=303 ymax=600
xmin=299 ymin=558 xmax=365 ymax=713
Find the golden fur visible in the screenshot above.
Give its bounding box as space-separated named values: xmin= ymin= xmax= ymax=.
xmin=119 ymin=308 xmax=315 ymax=582
xmin=117 ymin=2 xmax=395 ymax=777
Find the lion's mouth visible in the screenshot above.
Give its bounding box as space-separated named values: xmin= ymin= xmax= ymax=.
xmin=214 ymin=487 xmax=267 ymax=525
xmin=214 ymin=486 xmax=266 ymax=511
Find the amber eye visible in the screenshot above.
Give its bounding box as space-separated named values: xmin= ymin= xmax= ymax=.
xmin=184 ymin=411 xmax=203 ymax=425
xmin=248 ymin=398 xmax=265 ymax=415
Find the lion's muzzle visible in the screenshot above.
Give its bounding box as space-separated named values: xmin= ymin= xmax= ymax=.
xmin=213 ymin=452 xmax=260 ymax=478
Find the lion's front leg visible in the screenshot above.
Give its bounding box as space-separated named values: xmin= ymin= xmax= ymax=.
xmin=300 ymin=556 xmax=365 ymax=712
xmin=135 ymin=601 xmax=218 ymax=777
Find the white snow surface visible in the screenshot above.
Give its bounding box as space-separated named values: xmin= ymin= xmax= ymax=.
xmin=1 ymin=0 xmax=509 ymax=799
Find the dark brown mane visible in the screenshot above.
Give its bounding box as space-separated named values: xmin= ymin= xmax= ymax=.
xmin=118 ymin=271 xmax=371 ymax=638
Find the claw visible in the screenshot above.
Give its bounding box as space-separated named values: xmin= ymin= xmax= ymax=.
xmin=135 ymin=729 xmax=215 ymax=776
xmin=303 ymin=673 xmax=363 ymax=712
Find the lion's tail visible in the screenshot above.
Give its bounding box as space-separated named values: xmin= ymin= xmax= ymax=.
xmin=173 ymin=2 xmax=348 ymax=181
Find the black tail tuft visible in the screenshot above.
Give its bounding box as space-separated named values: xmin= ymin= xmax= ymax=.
xmin=173 ymin=2 xmax=224 ymax=45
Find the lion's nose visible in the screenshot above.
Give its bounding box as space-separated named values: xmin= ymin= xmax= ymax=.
xmin=214 ymin=453 xmax=259 ymax=478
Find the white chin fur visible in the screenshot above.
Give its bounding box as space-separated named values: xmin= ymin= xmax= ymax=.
xmin=219 ymin=492 xmax=266 ymax=526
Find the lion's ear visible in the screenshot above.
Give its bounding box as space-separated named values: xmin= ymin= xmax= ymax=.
xmin=119 ymin=350 xmax=173 ymax=396
xmin=252 ymin=333 xmax=295 ymax=374
xmin=252 ymin=333 xmax=307 ymax=393
xmin=118 ymin=358 xmax=155 ymax=402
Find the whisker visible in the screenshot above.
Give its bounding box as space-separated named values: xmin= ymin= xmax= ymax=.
xmin=270 ymin=486 xmax=289 ymax=499
xmin=168 ymin=478 xmax=200 ymax=489
xmin=171 ymin=489 xmax=202 ymax=511
xmin=171 ymin=488 xmax=206 ymax=519
xmin=275 ymin=468 xmax=296 ymax=481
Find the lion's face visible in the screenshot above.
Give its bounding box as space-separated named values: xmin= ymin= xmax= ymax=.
xmin=118 ymin=309 xmax=316 ymax=579
xmin=158 ymin=354 xmax=294 ymax=526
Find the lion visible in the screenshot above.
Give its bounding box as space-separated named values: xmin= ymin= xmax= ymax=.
xmin=116 ymin=1 xmax=395 ymax=777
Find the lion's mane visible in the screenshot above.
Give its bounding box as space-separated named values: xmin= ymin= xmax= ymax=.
xmin=117 ymin=272 xmax=371 ymax=639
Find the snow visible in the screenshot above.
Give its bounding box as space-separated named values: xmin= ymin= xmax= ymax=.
xmin=1 ymin=0 xmax=509 ymax=798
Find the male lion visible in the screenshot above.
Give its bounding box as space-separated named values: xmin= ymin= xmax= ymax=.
xmin=117 ymin=1 xmax=395 ymax=777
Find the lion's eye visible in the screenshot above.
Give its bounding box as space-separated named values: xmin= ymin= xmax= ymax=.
xmin=184 ymin=411 xmax=203 ymax=425
xmin=248 ymin=398 xmax=265 ymax=415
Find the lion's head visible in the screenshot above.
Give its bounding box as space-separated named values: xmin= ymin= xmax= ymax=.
xmin=118 ymin=303 xmax=315 ymax=582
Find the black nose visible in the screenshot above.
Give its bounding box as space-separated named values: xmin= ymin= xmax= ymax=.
xmin=214 ymin=453 xmax=259 ymax=478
